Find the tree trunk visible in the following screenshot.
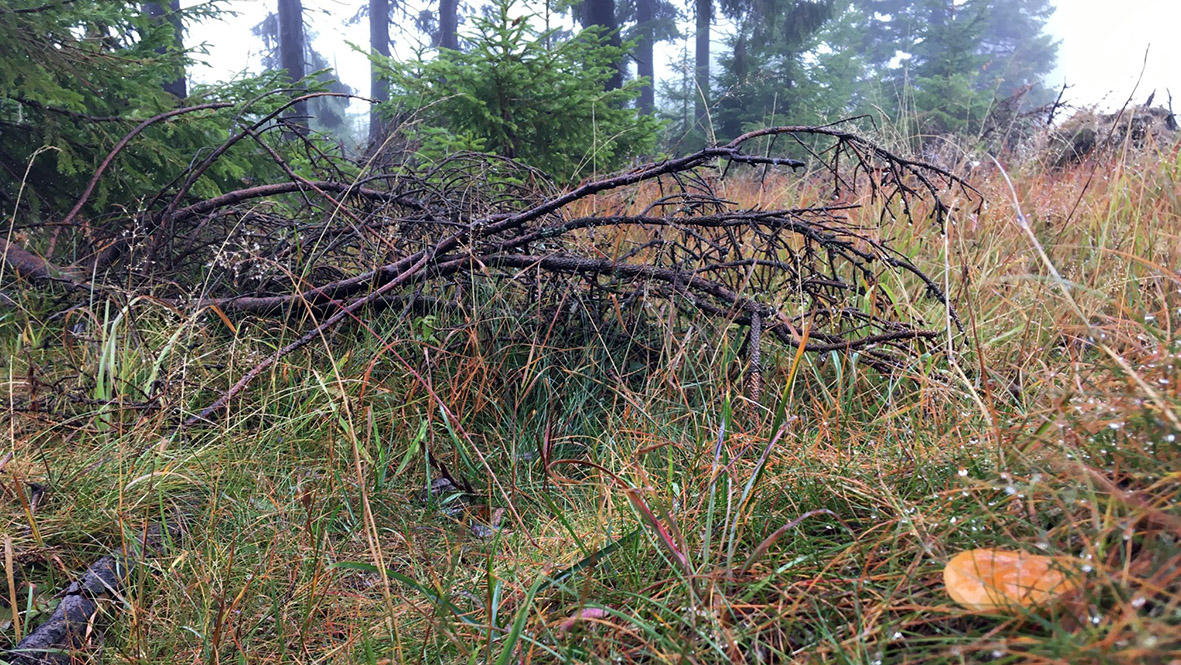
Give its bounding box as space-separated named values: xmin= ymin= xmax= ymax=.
xmin=438 ymin=0 xmax=459 ymax=50
xmin=635 ymin=0 xmax=654 ymax=114
xmin=369 ymin=0 xmax=391 ymax=144
xmin=143 ymin=1 xmax=186 ymax=98
xmin=581 ymin=0 xmax=623 ymax=90
xmin=694 ymin=0 xmax=710 ymax=140
xmin=277 ymin=0 xmax=307 ymax=129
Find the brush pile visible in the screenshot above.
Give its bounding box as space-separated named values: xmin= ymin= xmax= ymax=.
xmin=4 ymin=110 xmax=980 ymax=424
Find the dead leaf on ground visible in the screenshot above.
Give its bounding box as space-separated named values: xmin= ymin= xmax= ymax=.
xmin=943 ymin=548 xmax=1082 ymax=614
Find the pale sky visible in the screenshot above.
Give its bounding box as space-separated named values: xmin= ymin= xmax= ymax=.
xmin=186 ymin=0 xmax=1180 ymax=117
xmin=1044 ymin=0 xmax=1179 ymax=109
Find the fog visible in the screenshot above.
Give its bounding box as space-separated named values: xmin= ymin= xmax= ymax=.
xmin=1045 ymin=0 xmax=1178 ymax=109
xmin=186 ymin=0 xmax=1179 ymax=119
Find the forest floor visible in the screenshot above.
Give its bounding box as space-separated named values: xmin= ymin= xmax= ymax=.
xmin=2 ymin=145 xmax=1180 ymax=664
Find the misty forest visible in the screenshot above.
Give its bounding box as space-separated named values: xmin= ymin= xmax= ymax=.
xmin=1 ymin=0 xmax=1179 ymax=662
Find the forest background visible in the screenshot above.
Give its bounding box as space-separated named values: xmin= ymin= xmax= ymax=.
xmin=1 ymin=0 xmax=1179 ymax=663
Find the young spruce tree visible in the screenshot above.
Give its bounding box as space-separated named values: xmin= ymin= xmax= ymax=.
xmin=378 ymin=0 xmax=658 ymax=181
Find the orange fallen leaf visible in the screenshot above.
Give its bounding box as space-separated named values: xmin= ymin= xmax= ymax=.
xmin=943 ymin=548 xmax=1081 ymax=613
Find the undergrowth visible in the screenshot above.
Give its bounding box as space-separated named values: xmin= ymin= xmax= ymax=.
xmin=2 ymin=144 xmax=1180 ymax=664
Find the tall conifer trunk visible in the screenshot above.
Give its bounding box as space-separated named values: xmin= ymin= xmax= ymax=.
xmin=581 ymin=0 xmax=623 ymax=90
xmin=438 ymin=0 xmax=459 ymax=50
xmin=277 ymin=0 xmax=307 ymax=129
xmin=143 ymin=1 xmax=186 ymax=98
xmin=694 ymin=0 xmax=710 ymax=140
xmin=635 ymin=0 xmax=655 ymax=113
xmin=369 ymin=0 xmax=391 ymax=144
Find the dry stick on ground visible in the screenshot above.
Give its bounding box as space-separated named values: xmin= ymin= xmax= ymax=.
xmin=7 ymin=555 xmax=132 ymax=664
xmin=7 ymin=525 xmax=178 ymax=665
xmin=173 ymin=148 xmax=966 ymax=326
xmin=0 ymin=238 xmax=82 ymax=286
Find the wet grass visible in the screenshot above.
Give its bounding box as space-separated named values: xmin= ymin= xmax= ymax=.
xmin=2 ymin=144 xmax=1179 ymax=663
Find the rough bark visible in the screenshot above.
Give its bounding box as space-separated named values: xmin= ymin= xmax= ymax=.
xmin=369 ymin=0 xmax=391 ymax=145
xmin=6 ymin=525 xmax=177 ymax=665
xmin=438 ymin=0 xmax=459 ymax=50
xmin=6 ymin=556 xmax=130 ymax=664
xmin=277 ymin=0 xmax=308 ymax=128
xmin=143 ymin=0 xmax=187 ymax=98
xmin=581 ymin=0 xmax=623 ymax=91
xmin=695 ymin=0 xmax=711 ymax=139
xmin=635 ymin=0 xmax=655 ymax=114
xmin=0 ymin=238 xmax=81 ymax=286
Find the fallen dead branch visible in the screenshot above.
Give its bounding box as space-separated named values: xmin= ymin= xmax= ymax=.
xmin=5 ymin=524 xmax=177 ymax=665
xmin=7 ymin=118 xmax=980 ymax=423
xmin=1 ymin=115 xmax=981 ymax=662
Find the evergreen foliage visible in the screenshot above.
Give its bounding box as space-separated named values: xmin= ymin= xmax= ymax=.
xmin=378 ymin=0 xmax=659 ymax=181
xmin=665 ymin=0 xmax=1058 ymax=146
xmin=852 ymin=0 xmax=1059 ymax=136
xmin=712 ymin=0 xmax=835 ymax=139
xmin=0 ymin=1 xmax=323 ymax=242
xmin=0 ymin=0 xmax=207 ymax=221
xmin=655 ymin=44 xmax=700 ymax=149
xmin=0 ymin=0 xmax=1061 ymax=225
